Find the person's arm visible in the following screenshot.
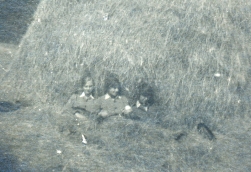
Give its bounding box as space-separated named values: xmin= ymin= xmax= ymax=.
xmin=85 ymin=98 xmax=101 ymax=114
xmin=72 ymin=95 xmax=87 ymax=108
xmin=97 ymin=96 xmax=118 ymax=117
xmin=61 ymin=94 xmax=78 ymax=114
xmin=103 ymin=96 xmax=132 ymax=117
xmin=121 ymin=96 xmax=132 ymax=115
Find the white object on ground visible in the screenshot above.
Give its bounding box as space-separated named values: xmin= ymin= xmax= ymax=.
xmin=56 ymin=150 xmax=62 ymax=154
xmin=214 ymin=73 xmax=221 ymax=77
xmin=75 ymin=113 xmax=87 ymax=119
xmin=82 ymin=134 xmax=87 ymax=144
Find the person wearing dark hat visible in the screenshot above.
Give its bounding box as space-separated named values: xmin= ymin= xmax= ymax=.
xmin=96 ymin=75 xmax=132 ymax=119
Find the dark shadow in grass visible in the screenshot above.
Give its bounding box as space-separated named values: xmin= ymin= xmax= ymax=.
xmin=174 ymin=132 xmax=187 ymax=142
xmin=0 ymin=0 xmax=40 ymax=44
xmin=0 ymin=101 xmax=20 ymax=112
xmin=0 ymin=141 xmax=31 ymax=172
xmin=197 ymin=123 xmax=216 ymax=141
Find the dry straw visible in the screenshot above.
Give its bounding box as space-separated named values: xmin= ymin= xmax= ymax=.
xmin=1 ymin=0 xmax=251 ymax=119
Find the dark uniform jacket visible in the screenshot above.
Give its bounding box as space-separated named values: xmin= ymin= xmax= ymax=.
xmin=64 ymin=92 xmax=97 ymax=114
xmin=128 ymin=101 xmax=163 ymax=125
xmin=96 ymin=94 xmax=130 ymax=116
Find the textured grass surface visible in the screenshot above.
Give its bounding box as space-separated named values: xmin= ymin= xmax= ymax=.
xmin=2 ymin=0 xmax=251 ymax=117
xmin=0 ymin=0 xmax=251 ymax=171
xmin=0 ymin=106 xmax=251 ymax=171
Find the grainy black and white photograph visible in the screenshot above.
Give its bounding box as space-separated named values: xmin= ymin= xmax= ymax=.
xmin=0 ymin=0 xmax=251 ymax=171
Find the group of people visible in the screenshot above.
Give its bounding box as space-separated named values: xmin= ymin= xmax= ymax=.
xmin=64 ymin=72 xmax=155 ymax=122
xmin=63 ymin=72 xmax=216 ymax=142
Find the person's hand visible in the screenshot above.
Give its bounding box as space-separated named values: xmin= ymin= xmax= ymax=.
xmin=98 ymin=110 xmax=109 ymax=118
xmin=123 ymin=105 xmax=132 ymax=115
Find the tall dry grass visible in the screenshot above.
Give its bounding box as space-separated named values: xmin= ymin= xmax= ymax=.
xmin=1 ymin=0 xmax=251 ymax=117
xmin=0 ymin=0 xmax=251 ymax=171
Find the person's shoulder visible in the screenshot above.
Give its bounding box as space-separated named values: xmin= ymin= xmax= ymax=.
xmin=148 ymin=105 xmax=165 ymax=112
xmin=119 ymin=95 xmax=127 ymax=99
xmin=131 ymin=105 xmax=138 ymax=110
xmin=66 ymin=94 xmax=79 ymax=103
xmin=95 ymin=95 xmax=107 ymax=104
xmin=97 ymin=95 xmax=106 ymax=100
xmin=70 ymin=93 xmax=80 ymax=99
xmin=119 ymin=96 xmax=129 ymax=102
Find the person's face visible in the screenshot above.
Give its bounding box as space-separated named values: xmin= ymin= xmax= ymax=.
xmin=83 ymin=80 xmax=94 ymax=96
xmin=108 ymin=87 xmax=119 ymax=98
xmin=139 ymin=95 xmax=148 ymax=106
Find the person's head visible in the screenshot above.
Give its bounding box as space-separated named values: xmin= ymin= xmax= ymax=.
xmin=104 ymin=75 xmax=121 ymax=98
xmin=81 ymin=76 xmax=94 ymax=97
xmin=136 ymin=81 xmax=154 ymax=106
xmin=107 ymin=83 xmax=120 ymax=98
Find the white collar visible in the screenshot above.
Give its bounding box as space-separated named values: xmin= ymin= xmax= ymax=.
xmin=79 ymin=92 xmax=94 ymax=99
xmin=136 ymin=100 xmax=148 ymax=111
xmin=104 ymin=94 xmax=121 ymax=100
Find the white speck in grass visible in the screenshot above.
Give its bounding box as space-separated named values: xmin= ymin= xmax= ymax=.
xmin=103 ymin=13 xmax=109 ymax=21
xmin=209 ymin=47 xmax=215 ymax=53
xmin=82 ymin=134 xmax=87 ymax=144
xmin=74 ymin=33 xmax=77 ymax=36
xmin=37 ymin=18 xmax=41 ymax=23
xmin=214 ymin=73 xmax=221 ymax=77
xmin=56 ymin=150 xmax=62 ymax=154
xmin=238 ymin=100 xmax=241 ymax=103
xmin=45 ymin=52 xmax=48 ymax=56
xmin=127 ymin=57 xmax=135 ymax=65
xmin=140 ymin=57 xmax=143 ymax=66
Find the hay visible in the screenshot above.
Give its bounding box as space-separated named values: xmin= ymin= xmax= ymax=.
xmin=1 ymin=106 xmax=251 ymax=171
xmin=1 ymin=0 xmax=251 ymax=171
xmin=1 ymin=0 xmax=250 ymax=118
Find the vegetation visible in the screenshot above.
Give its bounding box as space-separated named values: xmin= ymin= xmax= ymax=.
xmin=0 ymin=0 xmax=251 ymax=171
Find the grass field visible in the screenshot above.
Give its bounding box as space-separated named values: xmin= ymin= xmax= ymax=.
xmin=0 ymin=0 xmax=251 ymax=171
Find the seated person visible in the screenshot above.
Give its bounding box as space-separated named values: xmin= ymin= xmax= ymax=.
xmin=96 ymin=75 xmax=132 ymax=119
xmin=135 ymin=81 xmax=154 ymax=111
xmin=64 ymin=74 xmax=97 ymax=118
xmin=127 ymin=81 xmax=156 ymax=121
